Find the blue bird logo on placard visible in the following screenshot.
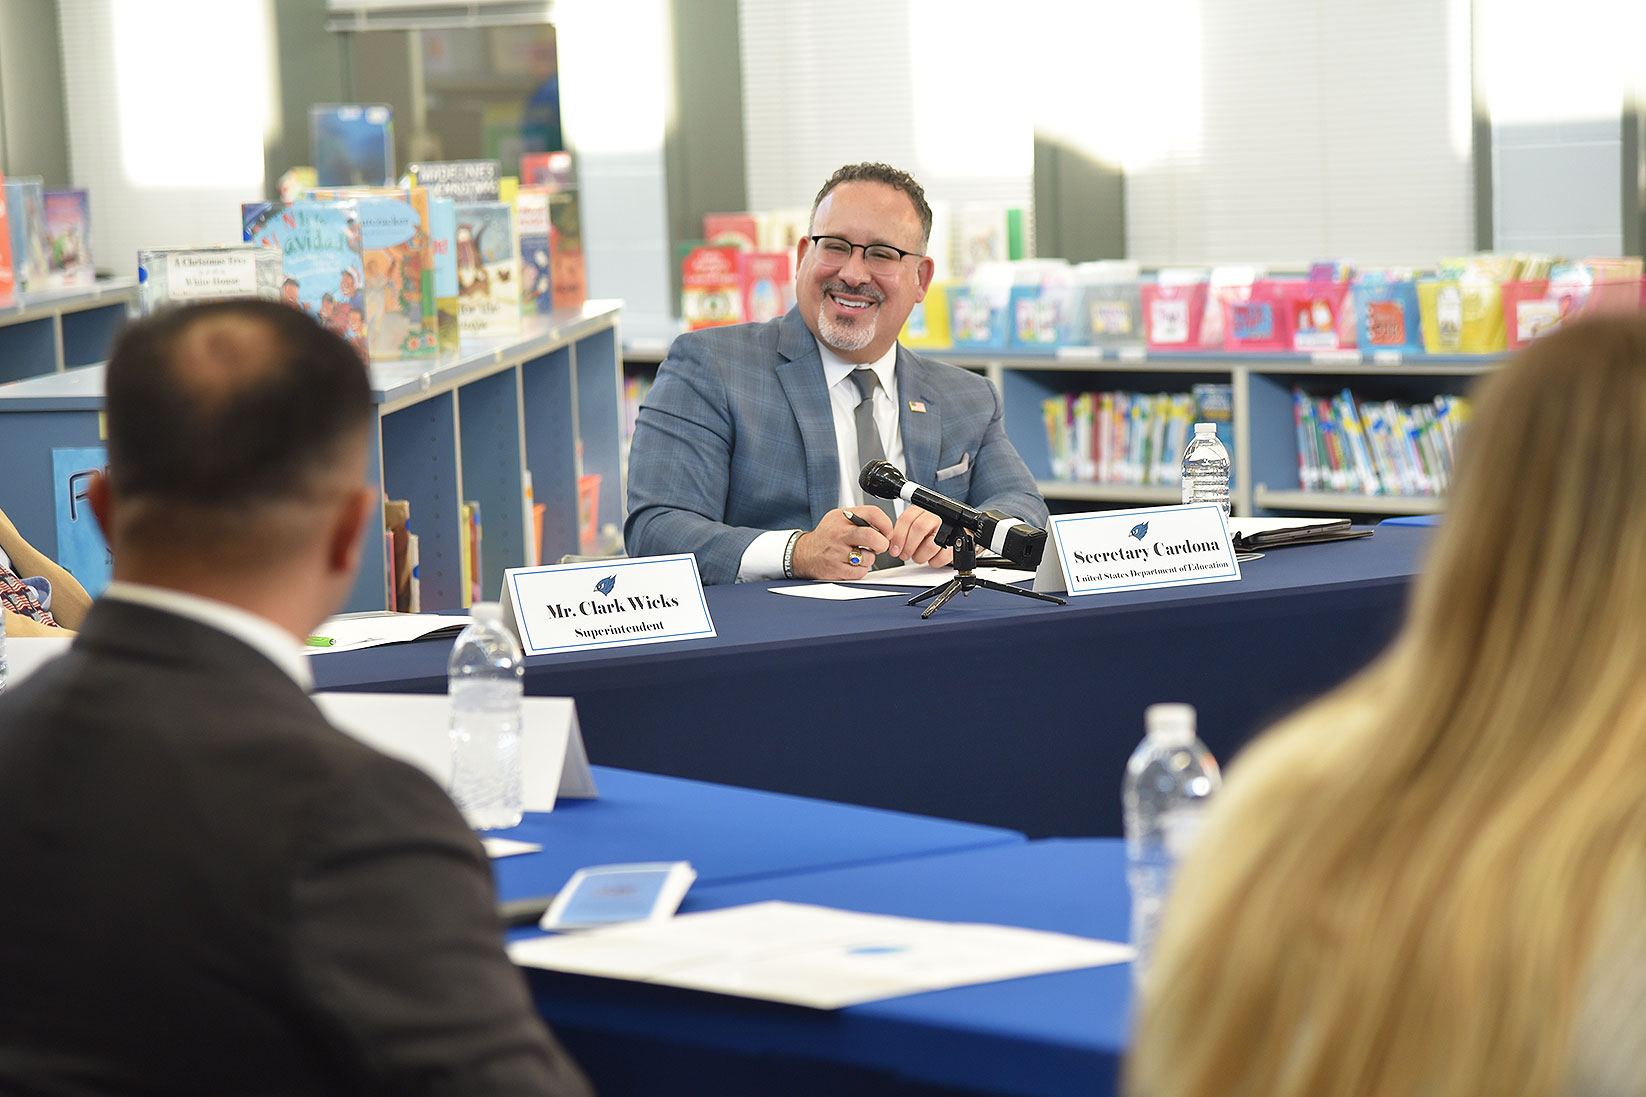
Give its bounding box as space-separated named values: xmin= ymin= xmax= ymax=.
xmin=1130 ymin=521 xmax=1150 ymax=540
xmin=594 ymin=575 xmax=617 ymax=595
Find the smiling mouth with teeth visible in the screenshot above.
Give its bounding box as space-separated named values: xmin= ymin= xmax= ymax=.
xmin=826 ymin=282 xmax=883 ymax=315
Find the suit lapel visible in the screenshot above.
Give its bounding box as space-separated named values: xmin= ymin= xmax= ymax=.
xmin=775 ymin=309 xmax=843 ymax=524
xmin=896 ymin=347 xmax=941 ymax=486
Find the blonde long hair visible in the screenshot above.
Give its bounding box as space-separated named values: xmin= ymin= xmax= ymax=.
xmin=1126 ymin=315 xmax=1646 ymax=1097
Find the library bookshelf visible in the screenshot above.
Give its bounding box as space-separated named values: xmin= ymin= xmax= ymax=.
xmin=623 ymin=336 xmax=1494 ymax=520
xmin=0 ymin=299 xmax=624 ymax=614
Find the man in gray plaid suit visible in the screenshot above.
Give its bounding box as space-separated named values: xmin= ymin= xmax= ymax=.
xmin=626 ymin=163 xmax=1045 ymax=586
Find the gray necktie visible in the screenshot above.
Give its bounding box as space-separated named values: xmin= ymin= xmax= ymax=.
xmin=850 ymin=368 xmax=898 ymax=567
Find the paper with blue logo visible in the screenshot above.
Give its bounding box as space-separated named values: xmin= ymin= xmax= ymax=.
xmin=1034 ymin=503 xmax=1239 ymax=597
xmin=52 ymin=446 xmax=110 ymax=598
xmin=502 ymin=553 xmax=715 ymax=655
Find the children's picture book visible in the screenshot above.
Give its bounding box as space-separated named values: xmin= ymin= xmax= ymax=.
xmin=136 ymin=245 xmax=283 ymax=314
xmin=0 ymin=171 xmax=14 ymax=308
xmin=681 ymin=244 xmax=744 ymax=330
xmin=4 ymin=177 xmax=48 ymax=294
xmin=242 ymin=200 xmax=370 ymax=360
xmin=310 ymin=186 xmax=438 ymax=360
xmin=453 ymin=201 xmax=520 ymax=337
xmin=427 ymin=195 xmax=460 ymax=352
xmin=43 ymin=189 xmax=94 ymax=289
xmin=515 ymin=185 xmax=554 ymax=314
xmin=405 ymin=159 xmax=502 ymax=202
xmin=547 ymin=188 xmax=586 ymax=311
xmin=311 ymin=104 xmax=395 ymax=188
xmin=741 ymin=251 xmax=791 ymax=323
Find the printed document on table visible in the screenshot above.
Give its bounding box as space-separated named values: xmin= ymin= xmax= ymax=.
xmin=769 ymin=583 xmax=907 ymax=600
xmin=843 ymin=563 xmax=1032 ymax=589
xmin=305 ymin=612 xmax=465 ymax=653
xmin=507 ymin=900 xmax=1132 ymax=1009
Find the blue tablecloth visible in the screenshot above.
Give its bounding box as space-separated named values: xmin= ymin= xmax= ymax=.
xmin=318 ymin=527 xmax=1430 ymax=835
xmin=492 ymin=766 xmax=1023 ymax=902
xmin=524 ymin=838 xmax=1132 ymax=1097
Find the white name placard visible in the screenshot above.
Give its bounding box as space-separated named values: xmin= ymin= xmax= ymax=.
xmin=502 ymin=554 xmax=715 ymax=655
xmin=1033 ymin=504 xmax=1240 ymax=596
xmin=313 ymin=692 xmax=597 ymax=812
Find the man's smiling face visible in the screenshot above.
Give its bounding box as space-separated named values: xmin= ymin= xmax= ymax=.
xmin=795 ymin=180 xmax=933 ymax=364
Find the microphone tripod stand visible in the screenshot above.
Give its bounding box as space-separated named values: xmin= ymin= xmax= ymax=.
xmin=907 ymin=530 xmax=1067 ymax=619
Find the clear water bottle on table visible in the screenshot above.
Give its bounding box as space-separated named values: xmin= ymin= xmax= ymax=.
xmin=1180 ymin=422 xmax=1231 ymax=518
xmin=1123 ymin=702 xmax=1221 ymax=981
xmin=448 ymin=601 xmax=524 ymax=830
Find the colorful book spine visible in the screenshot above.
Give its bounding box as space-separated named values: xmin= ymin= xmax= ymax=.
xmin=427 ymin=195 xmax=459 ymax=352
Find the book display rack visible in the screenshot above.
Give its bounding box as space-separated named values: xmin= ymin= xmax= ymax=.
xmin=0 ymin=299 xmax=624 ymax=614
xmin=0 ymin=280 xmax=136 ymax=384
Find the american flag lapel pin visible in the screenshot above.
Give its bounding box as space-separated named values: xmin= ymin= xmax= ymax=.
xmin=908 ymin=400 xmax=927 ymax=413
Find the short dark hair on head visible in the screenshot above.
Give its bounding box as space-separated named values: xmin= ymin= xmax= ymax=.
xmin=811 ymin=162 xmax=933 ymax=251
xmin=104 ymin=299 xmax=372 ymax=508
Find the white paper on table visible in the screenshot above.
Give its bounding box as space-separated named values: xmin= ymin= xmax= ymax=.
xmin=305 ymin=612 xmax=465 ymax=654
xmin=312 ymin=692 xmax=597 ymax=811
xmin=842 ymin=563 xmax=1033 ymax=589
xmin=507 ymin=900 xmax=1133 ymax=1009
xmin=482 ymin=838 xmax=544 ymax=859
xmin=1 ymin=636 xmax=74 ymax=686
xmin=768 ymin=583 xmax=907 ymax=600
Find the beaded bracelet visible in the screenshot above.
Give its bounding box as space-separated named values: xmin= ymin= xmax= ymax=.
xmin=782 ymin=530 xmax=803 ymax=579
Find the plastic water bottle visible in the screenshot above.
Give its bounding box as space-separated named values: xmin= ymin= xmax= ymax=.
xmin=1180 ymin=422 xmax=1231 ymax=517
xmin=1123 ymin=703 xmax=1221 ymax=981
xmin=447 ymin=602 xmax=524 ymax=830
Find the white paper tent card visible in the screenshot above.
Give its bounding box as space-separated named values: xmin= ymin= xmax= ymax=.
xmin=313 ymin=692 xmax=596 ymax=811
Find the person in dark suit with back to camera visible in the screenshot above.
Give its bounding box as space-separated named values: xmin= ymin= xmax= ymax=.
xmin=625 ymin=162 xmax=1046 ymax=585
xmin=0 ymin=300 xmax=593 ymax=1097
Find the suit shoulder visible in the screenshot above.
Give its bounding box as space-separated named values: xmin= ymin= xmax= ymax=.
xmin=666 ymin=315 xmax=785 ymax=364
xmin=899 ymin=345 xmax=999 ymax=397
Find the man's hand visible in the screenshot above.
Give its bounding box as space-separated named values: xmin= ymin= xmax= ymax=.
xmin=888 ymin=505 xmax=954 ymax=569
xmin=791 ymin=508 xmax=891 ymax=581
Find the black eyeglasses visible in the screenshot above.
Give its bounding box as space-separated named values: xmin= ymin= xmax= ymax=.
xmin=808 ymin=235 xmax=923 ymax=276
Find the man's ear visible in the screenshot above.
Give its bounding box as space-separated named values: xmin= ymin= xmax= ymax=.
xmin=87 ymin=471 xmax=114 ymax=543
xmin=329 ymin=486 xmax=374 ymax=576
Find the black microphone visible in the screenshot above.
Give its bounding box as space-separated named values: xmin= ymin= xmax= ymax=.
xmin=859 ymin=460 xmax=1046 ymax=568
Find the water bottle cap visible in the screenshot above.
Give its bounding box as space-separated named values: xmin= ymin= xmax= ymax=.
xmin=1193 ymin=422 xmax=1217 ymax=436
xmin=1145 ymin=702 xmax=1196 ymax=744
xmin=470 ymin=601 xmax=505 ymax=624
